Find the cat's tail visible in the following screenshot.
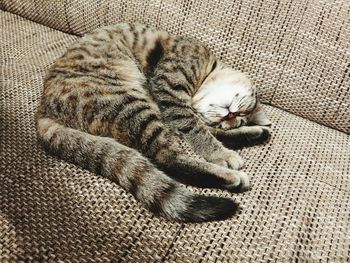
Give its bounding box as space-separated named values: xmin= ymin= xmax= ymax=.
xmin=36 ymin=116 xmax=239 ymax=222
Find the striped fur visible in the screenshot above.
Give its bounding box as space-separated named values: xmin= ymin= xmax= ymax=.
xmin=36 ymin=23 xmax=268 ymax=222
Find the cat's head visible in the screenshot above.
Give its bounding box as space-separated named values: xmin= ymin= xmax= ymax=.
xmin=192 ymin=62 xmax=271 ymax=130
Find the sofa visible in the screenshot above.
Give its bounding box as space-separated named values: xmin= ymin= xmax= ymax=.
xmin=1 ymin=0 xmax=349 ymax=262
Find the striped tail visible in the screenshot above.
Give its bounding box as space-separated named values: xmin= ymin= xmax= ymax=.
xmin=36 ymin=116 xmax=239 ymax=222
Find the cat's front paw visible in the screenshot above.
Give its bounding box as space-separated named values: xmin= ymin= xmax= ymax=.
xmin=209 ymin=150 xmax=245 ymax=170
xmin=246 ymin=126 xmax=270 ymax=144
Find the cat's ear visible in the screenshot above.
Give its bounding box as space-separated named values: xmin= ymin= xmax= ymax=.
xmin=248 ymin=101 xmax=272 ymax=126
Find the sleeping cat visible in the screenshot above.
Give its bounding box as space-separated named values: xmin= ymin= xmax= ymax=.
xmin=36 ymin=23 xmax=271 ymax=223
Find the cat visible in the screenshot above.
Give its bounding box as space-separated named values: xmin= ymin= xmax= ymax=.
xmin=36 ymin=23 xmax=271 ymax=222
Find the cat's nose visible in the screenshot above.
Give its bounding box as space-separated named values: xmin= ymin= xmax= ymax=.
xmin=227 ymin=112 xmax=237 ymax=119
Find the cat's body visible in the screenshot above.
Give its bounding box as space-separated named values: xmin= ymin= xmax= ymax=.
xmin=36 ymin=23 xmax=270 ymax=222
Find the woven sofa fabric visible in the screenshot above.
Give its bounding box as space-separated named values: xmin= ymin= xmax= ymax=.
xmin=1 ymin=10 xmax=350 ymax=262
xmin=1 ymin=0 xmax=350 ymax=134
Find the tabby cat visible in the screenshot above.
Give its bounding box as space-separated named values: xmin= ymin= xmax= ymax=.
xmin=36 ymin=23 xmax=271 ymax=222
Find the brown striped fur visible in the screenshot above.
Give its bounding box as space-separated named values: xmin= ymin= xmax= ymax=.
xmin=36 ymin=23 xmax=269 ymax=222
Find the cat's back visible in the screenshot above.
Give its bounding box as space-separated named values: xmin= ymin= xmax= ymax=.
xmin=40 ymin=23 xmax=173 ymax=105
xmin=38 ymin=23 xmax=169 ymax=132
xmin=43 ymin=22 xmax=208 ymax=91
xmin=52 ymin=23 xmax=172 ymax=76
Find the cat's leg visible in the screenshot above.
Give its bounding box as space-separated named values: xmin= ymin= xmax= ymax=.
xmin=36 ymin=116 xmax=240 ymax=222
xmin=161 ymin=106 xmax=245 ymax=170
xmin=209 ymin=126 xmax=271 ymax=149
xmin=149 ymin=75 xmax=245 ymax=170
xmin=160 ymin=145 xmax=250 ymax=192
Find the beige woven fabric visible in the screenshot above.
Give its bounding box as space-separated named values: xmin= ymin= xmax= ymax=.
xmin=1 ymin=0 xmax=349 ymax=134
xmin=1 ymin=10 xmax=350 ymax=262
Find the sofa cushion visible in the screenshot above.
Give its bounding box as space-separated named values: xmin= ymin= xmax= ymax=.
xmin=1 ymin=10 xmax=349 ymax=262
xmin=1 ymin=0 xmax=349 ymax=133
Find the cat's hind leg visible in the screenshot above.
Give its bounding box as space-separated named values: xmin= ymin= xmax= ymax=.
xmin=162 ymin=152 xmax=250 ymax=193
xmin=36 ymin=116 xmax=240 ymax=222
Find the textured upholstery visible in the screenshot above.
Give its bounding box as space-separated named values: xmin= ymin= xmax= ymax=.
xmin=1 ymin=2 xmax=349 ymax=262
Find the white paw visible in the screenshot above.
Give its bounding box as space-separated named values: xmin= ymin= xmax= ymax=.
xmin=208 ymin=150 xmax=245 ymax=170
xmin=223 ymin=170 xmax=250 ymax=193
xmin=221 ymin=150 xmax=245 ymax=170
